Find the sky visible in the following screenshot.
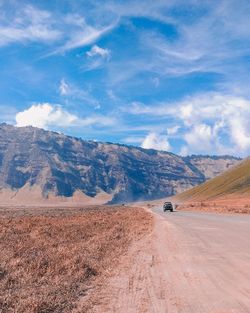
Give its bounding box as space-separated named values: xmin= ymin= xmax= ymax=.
xmin=0 ymin=0 xmax=250 ymax=157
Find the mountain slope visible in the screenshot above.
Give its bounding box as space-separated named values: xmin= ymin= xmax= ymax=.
xmin=175 ymin=158 xmax=250 ymax=202
xmin=0 ymin=123 xmax=241 ymax=204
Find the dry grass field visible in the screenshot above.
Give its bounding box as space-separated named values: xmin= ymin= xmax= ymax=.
xmin=0 ymin=205 xmax=153 ymax=313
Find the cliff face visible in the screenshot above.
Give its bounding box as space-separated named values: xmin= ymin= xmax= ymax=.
xmin=184 ymin=155 xmax=241 ymax=180
xmin=0 ymin=124 xmax=241 ymax=203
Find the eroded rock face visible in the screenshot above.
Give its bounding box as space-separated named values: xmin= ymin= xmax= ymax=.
xmin=0 ymin=124 xmax=241 ymax=203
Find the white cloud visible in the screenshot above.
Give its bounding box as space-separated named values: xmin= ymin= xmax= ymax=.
xmin=126 ymin=93 xmax=250 ymax=156
xmin=0 ymin=5 xmax=61 ymax=47
xmin=53 ymin=17 xmax=117 ymax=55
xmin=82 ymin=45 xmax=111 ymax=71
xmin=15 ymin=103 xmax=77 ymax=129
xmin=183 ymin=124 xmax=214 ymax=154
xmin=167 ymin=125 xmax=180 ymax=135
xmin=175 ymin=94 xmax=250 ymax=154
xmin=229 ymin=116 xmax=250 ymax=150
xmin=59 ymin=26 xmax=108 ymax=52
xmin=0 ymin=4 xmax=118 ymax=54
xmin=15 ymin=103 xmax=115 ymax=129
xmin=86 ymin=45 xmax=110 ymax=58
xmin=59 ymin=79 xmax=70 ymax=96
xmin=141 ymin=132 xmax=170 ymax=151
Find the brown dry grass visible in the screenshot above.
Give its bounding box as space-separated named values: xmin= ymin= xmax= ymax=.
xmin=0 ymin=206 xmax=153 ymax=313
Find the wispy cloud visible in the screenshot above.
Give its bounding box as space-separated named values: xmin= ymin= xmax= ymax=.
xmin=124 ymin=101 xmax=175 ymax=116
xmin=50 ymin=15 xmax=118 ymax=55
xmin=0 ymin=3 xmax=118 ymax=56
xmin=138 ymin=1 xmax=250 ymax=80
xmin=0 ymin=5 xmax=61 ymax=46
xmin=58 ymin=79 xmax=100 ymax=109
xmin=59 ymin=79 xmax=70 ymax=96
xmin=99 ymin=0 xmax=177 ymax=25
xmin=101 ymin=0 xmax=250 ymax=89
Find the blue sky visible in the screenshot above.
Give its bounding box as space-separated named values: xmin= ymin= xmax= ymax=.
xmin=1 ymin=0 xmax=250 ymax=156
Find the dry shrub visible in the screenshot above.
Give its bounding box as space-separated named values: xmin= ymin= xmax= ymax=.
xmin=0 ymin=206 xmax=152 ymax=313
xmin=178 ymin=201 xmax=250 ymax=214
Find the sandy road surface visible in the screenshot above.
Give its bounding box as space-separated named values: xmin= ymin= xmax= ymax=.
xmin=95 ymin=208 xmax=250 ymax=313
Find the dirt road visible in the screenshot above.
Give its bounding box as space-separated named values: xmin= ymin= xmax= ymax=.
xmin=95 ymin=208 xmax=250 ymax=313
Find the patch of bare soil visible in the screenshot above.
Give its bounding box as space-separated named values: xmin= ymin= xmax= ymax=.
xmin=0 ymin=206 xmax=153 ymax=313
xmin=93 ymin=210 xmax=174 ymax=313
xmin=93 ymin=211 xmax=184 ymax=312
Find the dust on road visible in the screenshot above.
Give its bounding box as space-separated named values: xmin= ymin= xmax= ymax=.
xmin=95 ymin=208 xmax=250 ymax=313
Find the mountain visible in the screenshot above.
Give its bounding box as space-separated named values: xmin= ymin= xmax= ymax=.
xmin=175 ymin=157 xmax=250 ymax=202
xmin=0 ymin=123 xmax=241 ymax=205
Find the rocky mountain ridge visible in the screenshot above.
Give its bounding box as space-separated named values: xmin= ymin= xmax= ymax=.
xmin=0 ymin=123 xmax=241 ymax=203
